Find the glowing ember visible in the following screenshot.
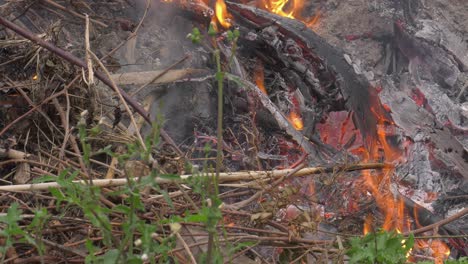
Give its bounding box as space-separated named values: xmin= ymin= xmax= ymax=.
xmin=254 ymin=61 xmax=268 ymax=94
xmin=215 ymin=0 xmax=232 ymax=28
xmin=289 ymin=111 xmax=303 ymax=130
xmin=32 ymin=74 xmax=38 ymax=80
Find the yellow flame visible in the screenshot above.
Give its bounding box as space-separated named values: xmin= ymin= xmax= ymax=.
xmin=289 ymin=111 xmax=303 ymax=130
xmin=215 ymin=0 xmax=231 ymax=28
xmin=32 ymin=74 xmax=38 ymax=80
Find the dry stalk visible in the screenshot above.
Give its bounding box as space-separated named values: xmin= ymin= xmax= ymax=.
xmin=0 ymin=162 xmax=389 ymax=192
xmin=52 ymin=98 xmax=88 ymax=174
xmin=176 ymin=232 xmax=198 ymax=264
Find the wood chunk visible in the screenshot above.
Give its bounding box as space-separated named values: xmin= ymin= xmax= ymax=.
xmin=379 ymin=77 xmax=468 ymax=180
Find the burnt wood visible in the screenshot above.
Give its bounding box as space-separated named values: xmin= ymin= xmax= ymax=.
xmin=226 ymin=2 xmax=381 ymax=148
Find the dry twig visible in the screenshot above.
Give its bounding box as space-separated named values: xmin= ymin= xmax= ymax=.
xmin=0 ymin=162 xmax=389 ymax=192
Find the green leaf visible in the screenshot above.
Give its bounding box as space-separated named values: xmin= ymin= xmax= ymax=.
xmin=184 ymin=213 xmax=208 ymax=223
xmin=32 ymin=175 xmax=57 ymax=183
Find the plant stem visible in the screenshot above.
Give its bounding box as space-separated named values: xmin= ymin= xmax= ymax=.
xmin=207 ymin=48 xmax=224 ymax=264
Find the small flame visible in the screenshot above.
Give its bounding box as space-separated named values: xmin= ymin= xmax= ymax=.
xmin=215 ymin=0 xmax=231 ymax=28
xmin=254 ymin=61 xmax=268 ymax=94
xmin=260 ymin=0 xmax=320 ymax=28
xmin=289 ymin=111 xmax=303 ymax=130
xmin=363 ymin=214 xmax=373 ymax=235
xmin=32 ymin=74 xmax=38 ymax=80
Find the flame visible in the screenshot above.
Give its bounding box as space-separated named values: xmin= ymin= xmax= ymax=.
xmin=363 ymin=214 xmax=373 ymax=235
xmin=415 ymin=239 xmax=450 ymax=263
xmin=262 ymin=0 xmax=303 ymax=19
xmin=214 ymin=0 xmax=231 ymax=28
xmin=32 ymin=74 xmax=38 ymax=80
xmin=254 ymin=61 xmax=268 ymax=94
xmin=289 ymin=111 xmax=303 ymax=130
xmin=355 ymin=92 xmax=452 ymax=262
xmin=260 ymin=0 xmax=320 ymax=27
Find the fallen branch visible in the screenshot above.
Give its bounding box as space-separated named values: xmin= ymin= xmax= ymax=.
xmin=0 ymin=162 xmax=389 ymax=192
xmin=404 ymin=207 xmax=468 ymax=236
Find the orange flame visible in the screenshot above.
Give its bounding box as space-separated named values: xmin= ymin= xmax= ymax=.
xmin=357 ymin=92 xmax=452 ymax=262
xmin=260 ymin=0 xmax=319 ymax=27
xmin=215 ymin=0 xmax=232 ymax=28
xmin=254 ymin=61 xmax=268 ymax=94
xmin=363 ymin=214 xmax=373 ymax=235
xmin=289 ymin=111 xmax=303 ymax=130
xmin=261 ymin=0 xmax=303 ymax=19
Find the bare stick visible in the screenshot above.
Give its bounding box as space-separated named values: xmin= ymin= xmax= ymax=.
xmin=404 ymin=208 xmax=468 ymax=236
xmin=0 ymin=162 xmax=389 ymax=192
xmin=176 ymin=233 xmax=198 ymax=264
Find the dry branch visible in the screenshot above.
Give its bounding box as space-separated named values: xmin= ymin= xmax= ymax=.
xmin=0 ymin=162 xmax=389 ymax=192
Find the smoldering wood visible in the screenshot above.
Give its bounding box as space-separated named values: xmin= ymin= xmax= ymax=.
xmin=227 ymin=2 xmax=381 ymax=146
xmin=379 ymin=77 xmax=468 ymax=181
xmin=226 ymin=73 xmax=325 ymax=164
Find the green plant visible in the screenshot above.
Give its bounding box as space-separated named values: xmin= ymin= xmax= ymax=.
xmin=346 ymin=230 xmax=414 ymax=264
xmin=1 ymin=23 xmax=242 ymax=264
xmin=0 ymin=203 xmax=43 ymax=262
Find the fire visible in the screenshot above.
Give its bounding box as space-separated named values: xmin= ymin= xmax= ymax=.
xmin=214 ymin=0 xmax=231 ymax=28
xmin=363 ymin=214 xmax=373 ymax=235
xmin=415 ymin=239 xmax=450 ymax=263
xmin=259 ymin=0 xmax=319 ymax=27
xmin=289 ymin=111 xmax=303 ymax=130
xmin=260 ymin=0 xmax=303 ymax=19
xmin=254 ymin=61 xmax=268 ymax=94
xmin=355 ymin=92 xmax=452 ymax=262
